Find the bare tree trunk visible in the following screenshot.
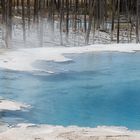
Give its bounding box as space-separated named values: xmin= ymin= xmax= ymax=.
xmin=4 ymin=0 xmax=12 ymax=48
xmin=136 ymin=0 xmax=139 ymax=43
xmin=66 ymin=0 xmax=69 ymax=40
xmin=85 ymin=0 xmax=95 ymax=45
xmin=60 ymin=0 xmax=64 ymax=45
xmin=111 ymin=0 xmax=115 ymax=42
xmin=84 ymin=0 xmax=87 ymax=32
xmin=39 ymin=0 xmax=44 ymax=47
xmin=21 ymin=0 xmax=26 ymax=42
xmin=27 ymin=0 xmax=31 ymax=30
xmin=117 ymin=0 xmax=120 ymax=43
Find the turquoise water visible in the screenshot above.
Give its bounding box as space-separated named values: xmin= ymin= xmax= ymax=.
xmin=1 ymin=52 xmax=140 ymax=130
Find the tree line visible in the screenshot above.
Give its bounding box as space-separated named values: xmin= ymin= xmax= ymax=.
xmin=0 ymin=0 xmax=140 ymax=47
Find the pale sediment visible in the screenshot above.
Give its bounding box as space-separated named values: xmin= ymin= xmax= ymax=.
xmin=0 ymin=124 xmax=140 ymax=140
xmin=0 ymin=44 xmax=140 ymax=73
xmin=0 ymin=99 xmax=30 ymax=111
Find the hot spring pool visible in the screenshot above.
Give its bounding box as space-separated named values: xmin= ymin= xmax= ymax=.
xmin=0 ymin=52 xmax=140 ymax=130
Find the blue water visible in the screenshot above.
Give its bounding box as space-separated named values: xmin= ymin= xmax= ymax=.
xmin=0 ymin=52 xmax=140 ymax=130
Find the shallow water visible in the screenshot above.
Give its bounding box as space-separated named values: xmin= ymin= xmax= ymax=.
xmin=0 ymin=52 xmax=140 ymax=130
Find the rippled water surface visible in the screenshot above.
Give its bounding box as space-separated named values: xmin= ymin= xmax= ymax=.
xmin=0 ymin=52 xmax=140 ymax=130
